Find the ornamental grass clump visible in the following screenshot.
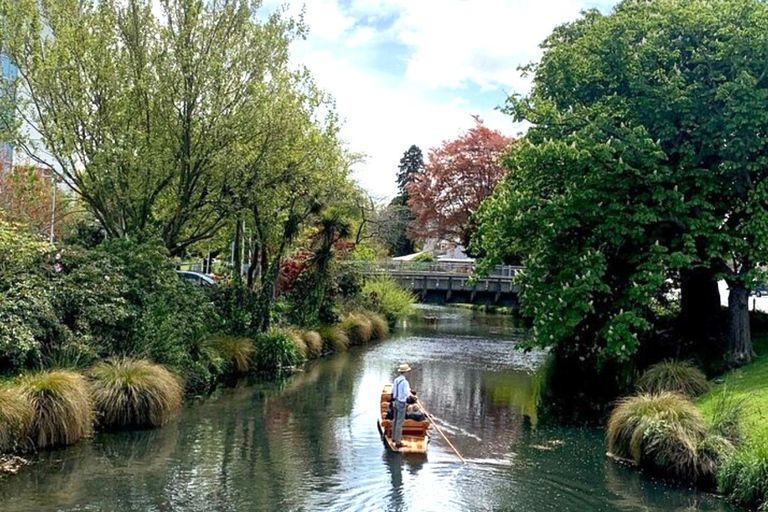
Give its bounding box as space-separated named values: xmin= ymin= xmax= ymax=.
xmin=341 ymin=314 xmax=373 ymax=346
xmin=301 ymin=331 xmax=323 ymax=358
xmin=361 ymin=277 xmax=415 ymax=324
xmin=718 ymin=440 xmax=768 ymax=510
xmin=637 ymin=360 xmax=710 ymax=397
xmin=210 ymin=336 xmax=255 ymax=374
xmin=287 ymin=331 xmax=309 ymax=359
xmin=90 ymin=359 xmax=183 ymax=430
xmin=20 ymin=370 xmax=93 ymax=449
xmin=365 ymin=311 xmax=389 ymax=341
xmin=318 ymin=325 xmax=349 ymax=353
xmin=0 ymin=383 xmax=33 ymax=453
xmin=607 ymin=392 xmax=730 ymax=483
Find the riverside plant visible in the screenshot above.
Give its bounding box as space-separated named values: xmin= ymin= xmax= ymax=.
xmin=637 ymin=360 xmax=710 ymax=397
xmin=255 ymin=330 xmax=301 ymax=374
xmin=607 ymin=392 xmax=731 ymax=483
xmin=318 ymin=325 xmax=349 ymax=353
xmin=210 ymin=336 xmax=256 ymax=374
xmin=0 ymin=383 xmax=33 ymax=453
xmin=342 ymin=314 xmax=373 ymax=346
xmin=361 ymin=277 xmax=416 ymax=324
xmin=301 ymin=331 xmax=324 ymax=358
xmin=365 ymin=311 xmax=390 ymax=341
xmin=718 ymin=440 xmax=768 ymax=511
xmin=90 ymin=359 xmax=183 ymax=430
xmin=19 ymin=370 xmax=93 ymax=449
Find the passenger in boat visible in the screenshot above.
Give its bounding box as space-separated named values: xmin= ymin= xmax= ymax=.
xmin=392 ymin=363 xmax=415 ymax=448
xmin=405 ymin=403 xmax=425 ymax=422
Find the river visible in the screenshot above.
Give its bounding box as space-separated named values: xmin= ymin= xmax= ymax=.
xmin=0 ymin=306 xmax=738 ymax=511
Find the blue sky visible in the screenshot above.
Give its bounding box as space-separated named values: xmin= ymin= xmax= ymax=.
xmin=264 ymin=0 xmax=619 ymax=199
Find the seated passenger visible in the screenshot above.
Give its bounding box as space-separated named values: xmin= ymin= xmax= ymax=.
xmin=405 ymin=403 xmax=425 ymax=421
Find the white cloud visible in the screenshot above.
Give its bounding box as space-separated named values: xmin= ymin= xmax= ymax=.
xmin=263 ymin=0 xmax=612 ymax=198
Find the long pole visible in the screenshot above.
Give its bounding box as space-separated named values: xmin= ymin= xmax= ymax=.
xmin=417 ymin=399 xmax=466 ymax=464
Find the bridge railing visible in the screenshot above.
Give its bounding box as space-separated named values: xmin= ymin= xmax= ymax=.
xmin=348 ymin=260 xmax=522 ymax=279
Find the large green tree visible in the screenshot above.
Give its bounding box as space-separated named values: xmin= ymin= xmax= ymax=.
xmin=475 ymin=0 xmax=768 ymax=365
xmin=0 ymin=0 xmax=301 ymax=254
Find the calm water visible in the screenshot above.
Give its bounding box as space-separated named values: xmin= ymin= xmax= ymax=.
xmin=0 ymin=306 xmax=738 ymax=511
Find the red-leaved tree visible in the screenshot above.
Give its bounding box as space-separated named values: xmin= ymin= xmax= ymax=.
xmin=407 ymin=122 xmax=513 ymax=246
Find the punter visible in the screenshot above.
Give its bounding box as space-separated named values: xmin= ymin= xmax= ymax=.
xmin=392 ymin=363 xmax=415 ymax=448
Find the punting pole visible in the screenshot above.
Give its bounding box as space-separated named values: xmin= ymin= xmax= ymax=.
xmin=416 ymin=399 xmax=466 ymax=464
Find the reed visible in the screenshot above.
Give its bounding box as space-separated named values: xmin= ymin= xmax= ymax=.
xmin=90 ymin=358 xmax=183 ymax=430
xmin=19 ymin=370 xmax=93 ymax=449
xmin=0 ymin=383 xmax=33 ymax=453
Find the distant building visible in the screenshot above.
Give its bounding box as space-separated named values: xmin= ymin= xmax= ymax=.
xmin=1 ymin=53 xmax=18 ymax=173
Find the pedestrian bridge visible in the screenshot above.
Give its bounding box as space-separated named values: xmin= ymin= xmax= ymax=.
xmin=352 ymin=261 xmax=522 ymax=306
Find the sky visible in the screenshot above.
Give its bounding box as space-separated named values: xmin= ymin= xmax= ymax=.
xmin=263 ymin=0 xmax=619 ymax=199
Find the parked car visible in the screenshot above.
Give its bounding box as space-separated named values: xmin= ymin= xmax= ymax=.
xmin=176 ymin=270 xmax=216 ymax=286
xmin=751 ymin=284 xmax=768 ymax=297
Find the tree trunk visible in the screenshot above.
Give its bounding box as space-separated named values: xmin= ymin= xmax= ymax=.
xmin=680 ymin=266 xmax=723 ymax=346
xmin=727 ymin=281 xmax=756 ymax=366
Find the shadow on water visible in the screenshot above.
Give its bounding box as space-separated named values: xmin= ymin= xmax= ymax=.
xmin=0 ymin=305 xmax=740 ymax=511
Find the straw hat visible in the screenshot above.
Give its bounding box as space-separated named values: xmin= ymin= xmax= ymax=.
xmin=397 ymin=363 xmax=412 ymax=373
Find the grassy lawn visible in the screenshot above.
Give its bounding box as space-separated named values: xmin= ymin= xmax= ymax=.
xmin=697 ymin=335 xmax=768 ymax=445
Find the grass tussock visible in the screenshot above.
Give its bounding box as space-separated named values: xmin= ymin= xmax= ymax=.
xmin=718 ymin=440 xmax=768 ymax=510
xmin=90 ymin=358 xmax=183 ymax=430
xmin=637 ymin=360 xmax=710 ymax=397
xmin=0 ymin=383 xmax=33 ymax=453
xmin=255 ymin=330 xmax=302 ymax=373
xmin=318 ymin=325 xmax=349 ymax=353
xmin=288 ymin=331 xmax=309 ymax=359
xmin=361 ymin=277 xmax=416 ymax=324
xmin=301 ymin=331 xmax=324 ymax=358
xmin=19 ymin=370 xmax=93 ymax=449
xmin=210 ymin=336 xmax=255 ymax=374
xmin=607 ymin=392 xmax=730 ymax=483
xmin=341 ymin=314 xmax=373 ymax=346
xmin=365 ymin=311 xmax=390 ymax=340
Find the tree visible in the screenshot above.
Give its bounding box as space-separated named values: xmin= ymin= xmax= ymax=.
xmin=475 ymin=0 xmax=768 ymax=365
xmin=397 ymin=145 xmax=424 ymax=197
xmin=408 ymin=122 xmax=513 ymax=246
xmin=0 ymin=165 xmax=73 ymax=239
xmin=0 ymin=0 xmax=302 ymax=255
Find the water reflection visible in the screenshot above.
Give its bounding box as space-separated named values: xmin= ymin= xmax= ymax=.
xmin=0 ymin=306 xmax=738 ymax=511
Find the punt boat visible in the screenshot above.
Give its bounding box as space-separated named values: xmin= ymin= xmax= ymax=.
xmin=376 ymin=384 xmax=430 ymax=454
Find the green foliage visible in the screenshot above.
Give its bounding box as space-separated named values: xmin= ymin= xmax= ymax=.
xmin=412 ymin=252 xmax=436 ymax=263
xmin=209 ymin=336 xmax=255 ymax=375
xmin=0 ymin=383 xmax=33 ymax=453
xmin=638 ymin=361 xmax=710 ymax=398
xmin=607 ymin=392 xmax=731 ymax=483
xmin=19 ymin=370 xmax=93 ymax=449
xmin=318 ymin=325 xmax=349 ymax=353
xmin=89 ymin=359 xmax=183 ymax=430
xmin=718 ymin=440 xmax=768 ymax=510
xmin=254 ymin=331 xmax=301 ymax=374
xmin=708 ymin=386 xmax=746 ymax=446
xmin=364 ymin=311 xmax=390 ymax=341
xmin=341 ymin=314 xmax=373 ymax=346
xmin=361 ymin=277 xmax=415 ymax=325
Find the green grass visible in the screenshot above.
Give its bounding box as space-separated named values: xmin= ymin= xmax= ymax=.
xmin=254 ymin=330 xmax=302 ymax=374
xmin=318 ymin=325 xmax=349 ymax=353
xmin=19 ymin=370 xmax=93 ymax=449
xmin=89 ymin=359 xmax=183 ymax=430
xmin=361 ymin=277 xmax=416 ymax=324
xmin=638 ymin=360 xmax=710 ymax=397
xmin=697 ymin=335 xmax=768 ymax=509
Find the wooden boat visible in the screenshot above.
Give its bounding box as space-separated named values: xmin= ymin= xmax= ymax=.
xmin=376 ymin=384 xmax=430 ymax=454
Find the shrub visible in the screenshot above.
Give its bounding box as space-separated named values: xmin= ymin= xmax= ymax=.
xmin=361 ymin=277 xmax=415 ymax=324
xmin=607 ymin=392 xmax=730 ymax=482
xmin=412 ymin=252 xmax=437 ymax=263
xmin=318 ymin=325 xmax=349 ymax=353
xmin=254 ymin=330 xmax=301 ymax=374
xmin=365 ymin=311 xmax=390 ymax=340
xmin=90 ymin=359 xmax=183 ymax=430
xmin=718 ymin=440 xmax=768 ymax=510
xmin=637 ymin=360 xmax=710 ymax=397
xmin=341 ymin=314 xmax=373 ymax=346
xmin=0 ymin=383 xmax=33 ymax=453
xmin=210 ymin=336 xmax=255 ymax=374
xmin=19 ymin=370 xmax=93 ymax=449
xmin=302 ymin=331 xmax=324 ymax=358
